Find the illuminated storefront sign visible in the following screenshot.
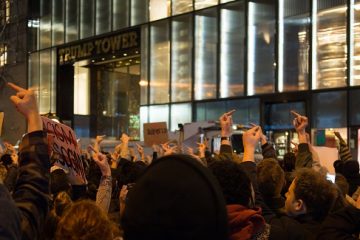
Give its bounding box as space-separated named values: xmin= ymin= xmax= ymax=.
xmin=58 ymin=28 xmax=140 ymax=65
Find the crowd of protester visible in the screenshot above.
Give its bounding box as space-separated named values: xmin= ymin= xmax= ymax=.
xmin=1 ymin=82 xmax=360 ymax=239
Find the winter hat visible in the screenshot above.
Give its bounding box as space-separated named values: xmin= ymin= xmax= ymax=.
xmin=122 ymin=154 xmax=228 ymax=240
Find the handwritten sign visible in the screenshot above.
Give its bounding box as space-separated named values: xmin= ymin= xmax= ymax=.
xmin=42 ymin=117 xmax=87 ymax=185
xmin=143 ymin=122 xmax=168 ymax=147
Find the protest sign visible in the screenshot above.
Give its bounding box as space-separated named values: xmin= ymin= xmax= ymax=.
xmin=143 ymin=122 xmax=168 ymax=146
xmin=42 ymin=117 xmax=87 ymax=185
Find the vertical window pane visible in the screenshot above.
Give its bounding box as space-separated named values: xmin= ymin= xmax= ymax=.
xmin=195 ymin=0 xmax=218 ymax=10
xmin=29 ymin=52 xmax=40 ymax=104
xmin=150 ymin=0 xmax=170 ymax=21
xmin=172 ymin=0 xmax=193 ymax=15
xmin=51 ymin=49 xmax=57 ymax=112
xmin=140 ymin=25 xmax=149 ymax=105
xmin=351 ymin=0 xmax=360 ymax=85
xmin=350 ymin=89 xmax=360 ymax=125
xmin=247 ymin=2 xmax=275 ymax=95
xmin=131 ymin=0 xmax=149 ymax=26
xmin=150 ymin=20 xmax=170 ymax=104
xmin=66 ymin=0 xmax=79 ymax=42
xmin=149 ymin=105 xmax=169 ymax=124
xmin=172 ymin=15 xmax=193 ymax=102
xmin=74 ymin=65 xmax=90 ymax=115
xmin=113 ymin=0 xmax=129 ymax=30
xmin=314 ymin=0 xmax=347 ymax=89
xmin=40 ymin=0 xmax=51 ymax=49
xmin=220 ymin=2 xmax=245 ymax=98
xmin=52 ymin=0 xmax=64 ymax=45
xmin=39 ymin=50 xmax=51 ymax=114
xmin=227 ymin=98 xmax=260 ymax=125
xmin=312 ymin=91 xmax=347 ymax=128
xmin=28 ymin=18 xmax=40 ymax=52
xmin=195 ymin=101 xmax=226 ymax=121
xmin=80 ymin=0 xmax=94 ymax=39
xmin=140 ymin=106 xmax=149 ymax=141
xmin=170 ymin=103 xmax=192 ymax=131
xmin=279 ymin=0 xmax=310 ymax=92
xmin=96 ymin=0 xmax=111 ymax=35
xmin=194 ymin=8 xmax=217 ymax=100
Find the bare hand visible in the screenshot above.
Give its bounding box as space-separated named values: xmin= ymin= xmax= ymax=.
xmin=291 ymin=110 xmax=308 ymax=134
xmin=96 ymin=135 xmax=105 ymax=144
xmin=120 ymin=133 xmax=129 ymax=144
xmin=243 ymin=126 xmax=261 ymax=150
xmin=219 ymin=110 xmax=235 ymax=137
xmin=89 ymin=145 xmax=111 ymax=177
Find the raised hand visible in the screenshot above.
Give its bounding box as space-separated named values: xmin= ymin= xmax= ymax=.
xmin=88 ymin=145 xmax=111 ymax=177
xmin=291 ymin=110 xmax=308 ymax=134
xmin=219 ymin=110 xmax=235 ymax=137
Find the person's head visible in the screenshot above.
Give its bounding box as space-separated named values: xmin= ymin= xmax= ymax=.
xmin=56 ymin=200 xmax=118 ymax=240
xmin=50 ymin=169 xmax=71 ymax=197
xmin=53 ymin=191 xmax=72 ymax=217
xmin=342 ymin=160 xmax=360 ymax=178
xmin=257 ymin=159 xmax=285 ymax=198
xmin=285 ymin=168 xmax=337 ymax=221
xmin=335 ymin=173 xmax=349 ymax=197
xmin=122 ymin=154 xmax=228 ymax=240
xmin=0 ymin=154 xmax=12 ymax=168
xmin=209 ymin=159 xmax=253 ymax=207
xmin=283 ymin=152 xmax=296 ymax=172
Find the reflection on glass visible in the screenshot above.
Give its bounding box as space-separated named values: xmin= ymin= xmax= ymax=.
xmin=96 ymin=0 xmax=111 ymax=34
xmin=315 ymin=0 xmax=347 ymax=89
xmin=227 ymin=98 xmax=260 ymax=125
xmin=113 ymin=0 xmax=129 ymax=30
xmin=247 ymin=2 xmax=275 ymax=95
xmin=39 ymin=50 xmax=51 ymax=114
xmin=74 ymin=64 xmax=90 ymax=115
xmin=195 ymin=101 xmax=226 ymax=121
xmin=220 ymin=2 xmax=245 ymax=98
xmin=172 ymin=15 xmax=193 ymax=102
xmin=150 ymin=0 xmax=170 ymax=21
xmin=221 ymin=0 xmax=235 ymax=3
xmin=170 ymin=103 xmax=192 ymax=131
xmin=279 ymin=0 xmax=309 ymax=92
xmin=66 ymin=0 xmax=78 ymax=42
xmin=195 ymin=0 xmax=218 ymax=10
xmin=194 ymin=8 xmax=217 ymax=100
xmin=40 ymin=0 xmax=51 ymax=49
xmin=80 ymin=0 xmax=94 ymax=39
xmin=352 ymin=1 xmax=360 ymax=85
xmin=172 ymin=0 xmax=192 ymax=15
xmin=131 ymin=0 xmax=149 ymax=25
xmin=312 ymin=91 xmax=347 ymax=128
xmin=140 ymin=106 xmax=149 ymax=141
xmin=29 ymin=52 xmax=40 ymax=104
xmin=149 ymin=105 xmax=169 ymax=124
xmin=150 ymin=20 xmax=170 ymax=104
xmin=51 ymin=49 xmax=57 ymax=112
xmin=52 ymin=0 xmax=64 ymax=45
xmin=140 ymin=25 xmax=148 ymax=105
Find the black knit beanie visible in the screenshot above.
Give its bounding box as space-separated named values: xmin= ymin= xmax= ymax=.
xmin=122 ymin=154 xmax=229 ymax=240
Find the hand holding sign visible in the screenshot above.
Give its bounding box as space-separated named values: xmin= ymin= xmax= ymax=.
xmin=8 ymin=82 xmax=42 ymax=133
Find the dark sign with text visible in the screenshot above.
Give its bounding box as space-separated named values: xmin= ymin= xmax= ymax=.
xmin=42 ymin=117 xmax=87 ymax=185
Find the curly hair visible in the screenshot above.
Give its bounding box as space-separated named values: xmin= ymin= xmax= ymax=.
xmin=209 ymin=160 xmax=252 ymax=206
xmin=55 ymin=200 xmax=119 ymax=240
xmin=293 ymin=168 xmax=338 ymax=222
xmin=257 ymin=159 xmax=285 ymax=197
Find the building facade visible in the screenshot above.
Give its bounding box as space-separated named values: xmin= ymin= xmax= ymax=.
xmin=2 ymin=0 xmax=360 ymax=158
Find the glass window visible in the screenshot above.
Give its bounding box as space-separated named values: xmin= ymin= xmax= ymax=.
xmin=170 ymin=103 xmax=192 ymax=131
xmin=194 ymin=8 xmax=218 ymax=100
xmin=351 ymin=0 xmax=360 ymax=85
xmin=150 ymin=20 xmax=170 ymax=104
xmin=131 ymin=0 xmax=149 ymax=26
xmin=314 ymin=0 xmax=347 ymax=89
xmin=149 ymin=105 xmax=169 ymax=124
xmin=264 ymin=102 xmax=306 ymax=130
xmin=220 ymin=2 xmax=245 ymax=98
xmin=39 ymin=0 xmax=51 ymax=49
xmin=195 ymin=101 xmax=226 ymax=121
xmin=150 ymin=0 xmax=170 ymax=21
xmin=172 ymin=0 xmax=192 ymax=15
xmin=140 ymin=25 xmax=148 ymax=105
xmin=171 ymin=14 xmax=193 ymax=102
xmin=312 ymin=91 xmax=347 ymax=128
xmin=195 ymin=0 xmax=218 ymax=10
xmin=52 ymin=0 xmax=64 ymax=46
xmin=80 ymin=0 xmax=94 ymax=39
xmin=0 ymin=44 xmax=7 ymax=67
xmin=65 ymin=0 xmax=79 ymax=42
xmin=279 ymin=0 xmax=310 ymax=92
xmin=28 ymin=18 xmax=40 ymax=52
xmin=227 ymin=98 xmax=260 ymax=125
xmin=221 ymin=0 xmax=235 ymax=3
xmin=29 ymin=52 xmax=40 ymax=104
xmin=140 ymin=106 xmax=149 ymax=140
xmin=74 ymin=64 xmax=90 ymax=115
xmin=96 ymin=0 xmax=111 ymax=35
xmin=350 ymin=89 xmax=360 ymax=125
xmin=113 ymin=0 xmax=129 ymax=30
xmin=247 ymin=2 xmax=276 ymax=95
xmin=51 ymin=49 xmax=57 ymax=112
xmin=39 ymin=50 xmax=51 ymax=114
